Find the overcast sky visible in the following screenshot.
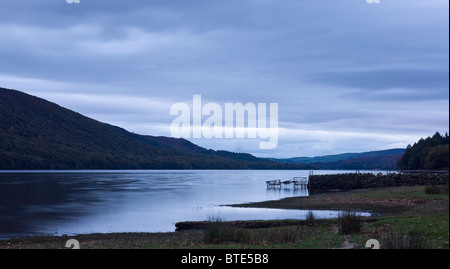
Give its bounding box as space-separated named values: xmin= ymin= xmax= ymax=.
xmin=1 ymin=0 xmax=448 ymax=158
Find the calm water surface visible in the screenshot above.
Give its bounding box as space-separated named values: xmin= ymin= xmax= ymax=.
xmin=0 ymin=170 xmax=375 ymax=239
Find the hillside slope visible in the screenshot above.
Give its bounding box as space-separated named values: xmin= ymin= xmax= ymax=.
xmin=0 ymin=87 xmax=315 ymax=170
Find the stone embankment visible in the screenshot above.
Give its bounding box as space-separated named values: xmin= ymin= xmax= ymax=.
xmin=308 ymin=172 xmax=449 ymax=190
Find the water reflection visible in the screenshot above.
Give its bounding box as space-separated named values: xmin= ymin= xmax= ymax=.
xmin=0 ymin=172 xmax=131 ymax=237
xmin=265 ymin=186 xmax=309 ymax=196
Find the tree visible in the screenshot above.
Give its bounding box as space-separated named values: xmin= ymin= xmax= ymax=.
xmin=397 ymin=132 xmax=449 ymax=170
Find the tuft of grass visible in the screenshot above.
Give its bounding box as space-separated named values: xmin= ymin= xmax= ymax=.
xmin=305 ymin=211 xmax=316 ymax=227
xmin=383 ymin=229 xmax=433 ymax=249
xmin=203 ymin=216 xmax=313 ymax=245
xmin=338 ymin=210 xmax=362 ymax=235
xmin=425 ymin=184 xmax=449 ymax=195
xmin=203 ymin=216 xmax=251 ymax=244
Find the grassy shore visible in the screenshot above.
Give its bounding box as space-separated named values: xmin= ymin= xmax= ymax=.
xmin=1 ymin=185 xmax=448 ymax=249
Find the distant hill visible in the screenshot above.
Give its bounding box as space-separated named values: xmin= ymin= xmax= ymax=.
xmin=0 ymin=87 xmax=316 ymax=170
xmin=270 ymin=149 xmax=405 ymax=170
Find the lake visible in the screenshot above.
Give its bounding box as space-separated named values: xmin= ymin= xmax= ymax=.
xmin=0 ymin=170 xmax=376 ymax=239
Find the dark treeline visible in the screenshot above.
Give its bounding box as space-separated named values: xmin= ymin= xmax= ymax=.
xmin=397 ymin=132 xmax=449 ymax=171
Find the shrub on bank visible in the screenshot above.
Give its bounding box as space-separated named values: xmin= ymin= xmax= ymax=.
xmin=338 ymin=211 xmax=362 ymax=235
xmin=305 ymin=211 xmax=316 ymax=227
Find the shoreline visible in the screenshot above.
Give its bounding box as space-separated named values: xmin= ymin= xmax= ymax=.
xmin=1 ymin=185 xmax=448 ymax=249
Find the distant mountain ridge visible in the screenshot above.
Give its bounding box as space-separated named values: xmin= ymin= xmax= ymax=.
xmin=270 ymin=149 xmax=405 ymax=170
xmin=0 ymin=87 xmax=316 ymax=170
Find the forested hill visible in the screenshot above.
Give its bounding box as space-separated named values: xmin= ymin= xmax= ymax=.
xmin=397 ymin=132 xmax=449 ymax=171
xmin=0 ymin=87 xmax=316 ymax=170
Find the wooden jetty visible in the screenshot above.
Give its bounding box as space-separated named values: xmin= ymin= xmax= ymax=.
xmin=266 ymin=179 xmax=282 ymax=187
xmin=266 ymin=176 xmax=309 ymax=188
xmin=291 ymin=176 xmax=309 ymax=186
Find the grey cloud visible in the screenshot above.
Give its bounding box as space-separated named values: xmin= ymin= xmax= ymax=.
xmin=340 ymin=88 xmax=449 ymax=102
xmin=308 ymin=69 xmax=449 ymax=92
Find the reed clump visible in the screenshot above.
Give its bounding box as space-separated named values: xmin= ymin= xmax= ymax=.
xmin=305 ymin=211 xmax=316 ymax=227
xmin=337 ymin=210 xmax=362 ymax=235
xmin=203 ymin=216 xmax=307 ymax=245
xmin=382 ymin=229 xmax=432 ymax=249
xmin=425 ymin=183 xmax=449 ymax=195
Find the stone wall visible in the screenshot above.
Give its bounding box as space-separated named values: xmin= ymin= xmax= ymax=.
xmin=308 ymin=172 xmax=449 ymax=190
